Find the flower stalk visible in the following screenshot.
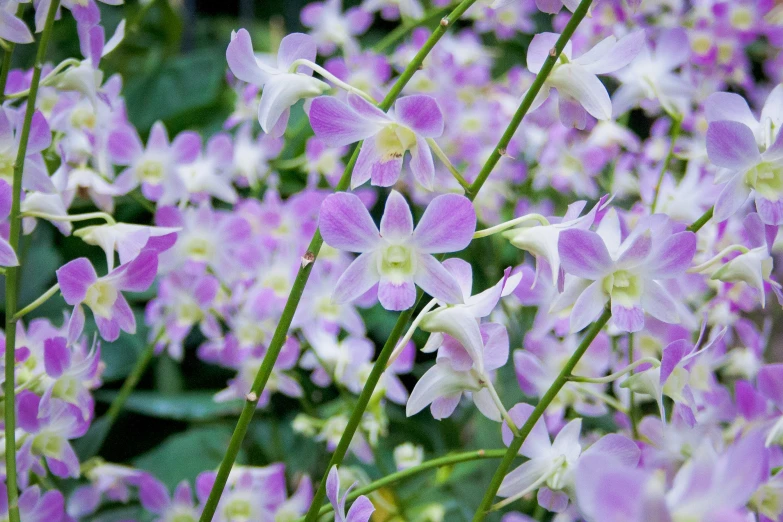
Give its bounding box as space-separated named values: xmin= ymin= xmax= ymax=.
xmin=3 ymin=0 xmax=60 ymax=519
xmin=199 ymin=1 xmax=479 ymax=519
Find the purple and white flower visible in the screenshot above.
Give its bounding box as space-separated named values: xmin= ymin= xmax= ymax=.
xmin=326 ymin=466 xmax=375 ymax=522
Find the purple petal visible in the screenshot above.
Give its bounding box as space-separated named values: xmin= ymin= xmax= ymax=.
xmin=0 ymin=10 xmax=33 ymax=44
xmin=0 ymin=179 xmax=11 ymax=220
xmin=44 ymin=337 xmax=71 ymax=378
xmin=277 ymin=33 xmax=317 ymax=72
xmin=706 ymin=121 xmax=761 ymax=170
xmin=538 ymin=487 xmax=570 ymax=513
xmin=409 ymin=134 xmax=435 ymax=190
xmin=611 ymin=304 xmax=645 ymax=332
xmin=640 ymin=280 xmax=679 ymax=324
xmin=16 ymin=390 xmax=41 ymax=433
xmin=345 ymin=495 xmax=375 ymax=522
xmin=442 ymin=257 xmax=472 ymax=298
xmin=56 ymin=258 xmax=98 ymax=304
xmin=412 ymin=194 xmax=476 ymax=253
xmin=107 ymin=124 xmax=143 ymax=164
xmin=27 ymin=111 xmax=51 ymax=155
xmin=502 ymin=403 xmax=551 ymax=457
xmin=583 ymin=434 xmax=640 ymax=466
xmin=616 ymin=233 xmax=652 ymax=269
xmin=137 ymin=475 xmax=170 ymax=513
xmin=414 ymin=254 xmax=464 ymax=304
xmin=758 ymin=364 xmax=783 ymax=411
xmin=380 ymin=190 xmax=413 ymax=241
xmin=431 ymin=394 xmax=461 ymax=419
xmin=0 ymin=238 xmax=19 ymax=267
xmin=570 ymin=280 xmax=608 ymax=332
xmin=705 ymin=92 xmax=758 ymax=128
xmin=646 ymin=231 xmax=696 ymax=278
xmin=559 ymin=229 xmax=613 ymax=279
xmin=713 ymin=173 xmax=752 ymax=223
xmin=326 ymin=466 xmax=341 ymax=511
xmin=319 ymin=193 xmax=380 ymax=252
xmin=352 ymin=135 xmax=402 ymax=188
xmin=95 ymin=315 xmax=121 ymax=342
xmin=527 ymin=33 xmax=570 ymax=74
xmin=394 ymin=95 xmax=444 ymax=138
xmin=226 ymin=29 xmax=269 ymax=85
xmin=68 ymin=305 xmax=86 ymax=343
xmin=481 ymin=323 xmax=509 ymax=371
xmin=378 ymin=277 xmax=416 ymax=311
xmin=333 ymin=252 xmax=380 ymax=304
xmin=114 ymin=250 xmax=158 ymax=292
xmin=755 ymin=197 xmax=783 ymax=226
xmin=309 ymin=96 xmax=381 ymax=147
xmin=659 ymin=339 xmax=688 ymax=384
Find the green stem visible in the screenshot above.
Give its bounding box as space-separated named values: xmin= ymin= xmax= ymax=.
xmin=628 ymin=333 xmax=639 ymax=439
xmin=471 ymin=308 xmax=612 ymax=521
xmin=426 ymin=138 xmax=472 ymax=192
xmin=4 ymin=2 xmax=60 ymax=520
xmin=13 ymin=283 xmax=59 ymax=321
xmin=104 ymin=341 xmax=157 ymax=423
xmin=303 ymin=303 xmax=418 ymax=521
xmin=199 ymin=4 xmax=478 ymax=520
xmin=687 ymin=206 xmax=714 ymax=233
xmin=650 ymin=117 xmax=682 ymax=213
xmin=371 ymin=3 xmax=454 ymax=53
xmin=468 ymin=0 xmax=594 ymax=198
xmin=303 ymin=449 xmax=513 ymax=520
xmin=0 ymin=44 xmax=15 ymax=100
xmin=23 ymin=211 xmax=117 ymax=225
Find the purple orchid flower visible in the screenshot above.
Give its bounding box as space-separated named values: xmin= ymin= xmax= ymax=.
xmin=108 ymin=121 xmax=201 ymax=202
xmin=318 ymin=190 xmax=476 ymax=310
xmin=17 ymin=392 xmax=88 ymax=478
xmin=74 ymin=222 xmax=179 ymax=272
xmin=707 ymin=117 xmax=783 ymax=224
xmin=0 ymin=108 xmax=54 ymax=194
xmin=309 ymin=94 xmax=444 ymax=189
xmin=407 ymin=322 xmax=509 ymax=421
xmin=0 ymin=486 xmax=65 ymax=522
xmin=301 ymin=0 xmax=372 ymax=55
xmin=525 ymin=31 xmax=645 ymax=128
xmin=137 ymin=476 xmax=201 ymax=522
xmin=0 ymin=179 xmax=18 ymax=267
xmin=326 ymin=466 xmax=375 ymax=522
xmin=56 ymin=249 xmax=159 ymax=342
xmin=556 ymin=209 xmax=697 ymax=332
xmin=40 ymin=336 xmax=101 ymax=421
xmin=226 ymin=29 xmax=329 ymax=136
xmin=499 ymin=402 xmax=640 ymax=513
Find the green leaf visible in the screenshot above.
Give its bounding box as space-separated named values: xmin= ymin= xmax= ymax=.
xmin=123 ymin=49 xmax=226 ymax=133
xmin=134 ymin=426 xmax=243 ymax=490
xmin=95 ymin=391 xmax=243 ymax=421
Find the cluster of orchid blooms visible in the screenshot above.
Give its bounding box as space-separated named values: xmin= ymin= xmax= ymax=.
xmin=0 ymin=0 xmax=783 ymax=520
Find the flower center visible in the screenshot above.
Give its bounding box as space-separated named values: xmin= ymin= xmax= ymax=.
xmin=84 ymin=281 xmax=119 ymax=318
xmin=183 ymin=236 xmax=214 ymax=262
xmin=138 ymin=158 xmax=165 ymax=184
xmin=70 ymin=106 xmax=96 ymax=129
xmin=378 ymin=244 xmax=416 ymax=284
xmin=746 ymin=161 xmax=783 ymax=201
xmin=730 ymin=7 xmax=753 ymax=30
xmin=0 ymin=153 xmax=13 ymax=183
xmin=223 ymin=497 xmax=253 ymax=520
xmin=53 ymin=376 xmax=80 ymax=403
xmin=602 ymin=270 xmax=643 ymax=307
xmin=376 ymin=124 xmax=417 ymax=162
xmin=32 ymin=432 xmax=63 ymax=457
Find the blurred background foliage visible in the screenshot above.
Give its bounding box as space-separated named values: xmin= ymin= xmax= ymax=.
xmin=2 ymin=1 xmax=576 ymax=520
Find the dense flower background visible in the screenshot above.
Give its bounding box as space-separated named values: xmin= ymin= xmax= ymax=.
xmin=1 ymin=0 xmax=783 ymax=520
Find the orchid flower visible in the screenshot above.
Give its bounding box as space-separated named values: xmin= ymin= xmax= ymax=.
xmin=612 ymin=28 xmax=693 ymax=117
xmin=0 ymin=486 xmax=65 ymax=522
xmin=40 ymin=336 xmax=101 ymax=421
xmin=137 ymin=477 xmax=202 ymax=522
xmin=525 ymin=31 xmax=645 ymax=128
xmin=555 ymin=209 xmax=696 ymax=332
xmin=501 ymin=196 xmax=607 ymax=290
xmin=56 ymin=249 xmax=159 ymax=342
xmin=0 ymin=108 xmax=54 ymax=194
xmin=300 ymin=0 xmax=372 ymax=55
xmin=706 ymin=112 xmax=783 ymax=225
xmin=692 ymin=213 xmax=783 ymax=307
xmin=498 ymin=403 xmax=640 ymax=513
xmin=417 ymin=258 xmax=520 ymax=372
xmin=108 ymin=121 xmax=201 ymax=202
xmin=309 ymin=94 xmax=444 ymax=189
xmin=326 ymin=466 xmax=375 ymax=522
xmin=318 ymin=190 xmax=476 ymax=310
xmin=361 ymin=0 xmax=423 ymax=20
xmin=17 ymin=392 xmax=88 ymax=478
xmin=0 ymin=179 xmax=18 ymax=267
xmin=74 ymin=222 xmax=179 ymax=271
xmin=623 ymin=327 xmax=727 ymax=422
xmin=407 ymin=322 xmax=509 ymax=421
xmin=575 ymin=432 xmax=767 ymax=522
xmin=226 ymin=29 xmax=329 ymax=136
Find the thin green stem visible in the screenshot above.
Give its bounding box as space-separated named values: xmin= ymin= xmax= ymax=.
xmin=687 ymin=206 xmax=714 ymax=233
xmin=471 ymin=308 xmax=611 ymax=521
xmin=13 ymin=283 xmax=59 ymax=321
xmin=104 ymin=341 xmax=157 ymax=423
xmin=4 ymin=2 xmax=60 ymax=520
xmin=468 ymin=0 xmax=594 ymax=198
xmin=566 ymin=356 xmax=660 ymax=384
xmin=199 ymin=4 xmax=478 ymax=519
xmin=23 ymin=211 xmax=117 ymax=225
xmin=371 ymin=3 xmax=454 ymax=53
xmin=427 ymin=138 xmax=472 ymax=192
xmin=0 ymin=44 xmax=15 ymax=101
xmin=303 ymin=449 xmax=511 ymax=520
xmin=473 ymin=213 xmax=550 ymax=239
xmin=484 ymin=378 xmax=519 ymax=437
xmin=650 ymin=117 xmax=682 ymax=213
xmin=628 ymin=333 xmax=639 ymax=439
